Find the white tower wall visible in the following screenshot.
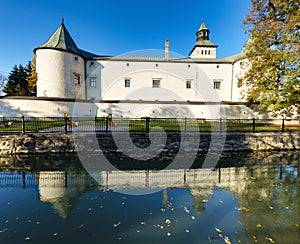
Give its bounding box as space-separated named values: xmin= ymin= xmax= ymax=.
xmin=36 ymin=49 xmax=85 ymax=99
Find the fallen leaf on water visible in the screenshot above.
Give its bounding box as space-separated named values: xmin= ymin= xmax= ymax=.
xmin=114 ymin=222 xmax=121 ymax=228
xmin=256 ymin=223 xmax=262 ymax=228
xmin=215 ymin=228 xmax=222 ymax=233
xmin=25 ymin=237 xmax=31 ymax=241
xmin=0 ymin=228 xmax=9 ymax=233
xmin=183 ymin=207 xmax=190 ymax=214
xmin=224 ymin=236 xmax=231 ymax=244
xmin=140 ymin=221 xmax=146 ymax=225
xmin=78 ymin=224 xmax=84 ymax=229
xmin=165 ymin=219 xmax=171 ymax=225
xmin=238 ymin=206 xmax=250 ymax=212
xmin=265 ymin=237 xmax=275 ymax=243
xmin=253 ymin=235 xmax=257 ymax=243
xmin=295 ymin=223 xmax=299 ymax=228
xmin=269 ymin=206 xmax=274 ymax=210
xmin=166 ymin=232 xmax=171 ymax=237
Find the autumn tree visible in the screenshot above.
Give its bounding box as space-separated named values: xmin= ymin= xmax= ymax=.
xmin=243 ymin=0 xmax=300 ymax=116
xmin=27 ymin=56 xmax=37 ymax=95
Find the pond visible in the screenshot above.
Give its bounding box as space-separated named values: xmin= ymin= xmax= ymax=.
xmin=0 ymin=151 xmax=299 ymax=244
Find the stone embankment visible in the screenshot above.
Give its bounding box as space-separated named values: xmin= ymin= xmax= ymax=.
xmin=0 ymin=132 xmax=299 ymax=155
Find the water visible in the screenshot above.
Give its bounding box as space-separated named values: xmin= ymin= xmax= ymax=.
xmin=0 ymin=152 xmax=299 ymax=243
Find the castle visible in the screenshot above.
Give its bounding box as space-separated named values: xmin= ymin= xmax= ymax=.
xmin=2 ymin=20 xmax=254 ymax=119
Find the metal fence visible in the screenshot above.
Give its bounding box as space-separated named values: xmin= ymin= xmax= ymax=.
xmin=0 ymin=116 xmax=299 ymax=134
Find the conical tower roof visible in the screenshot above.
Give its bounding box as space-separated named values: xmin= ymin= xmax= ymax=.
xmin=198 ymin=21 xmax=208 ymax=31
xmin=34 ymin=20 xmax=83 ymax=56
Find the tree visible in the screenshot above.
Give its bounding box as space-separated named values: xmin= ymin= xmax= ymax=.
xmin=2 ymin=64 xmax=30 ymax=96
xmin=243 ymin=0 xmax=300 ymax=116
xmin=0 ymin=73 xmax=6 ymax=95
xmin=27 ymin=56 xmax=37 ymax=95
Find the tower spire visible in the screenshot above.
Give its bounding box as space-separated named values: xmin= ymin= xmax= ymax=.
xmin=189 ymin=20 xmax=218 ymax=58
xmin=62 ymin=17 xmax=64 ymax=25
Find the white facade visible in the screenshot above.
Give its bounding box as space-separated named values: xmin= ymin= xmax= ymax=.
xmin=36 ymin=49 xmax=85 ymax=99
xmin=30 ymin=20 xmax=250 ymax=119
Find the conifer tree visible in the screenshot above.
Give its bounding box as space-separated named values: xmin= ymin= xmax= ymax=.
xmin=243 ymin=0 xmax=300 ymax=116
xmin=0 ymin=73 xmax=6 ymax=95
xmin=3 ymin=64 xmax=30 ymax=96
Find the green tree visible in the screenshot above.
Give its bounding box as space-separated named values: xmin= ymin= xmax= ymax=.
xmin=0 ymin=73 xmax=6 ymax=96
xmin=243 ymin=0 xmax=300 ymax=116
xmin=3 ymin=64 xmax=30 ymax=96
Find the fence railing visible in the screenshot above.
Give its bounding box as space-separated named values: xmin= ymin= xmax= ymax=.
xmin=0 ymin=116 xmax=299 ymax=134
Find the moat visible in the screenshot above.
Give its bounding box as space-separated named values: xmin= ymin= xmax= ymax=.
xmin=0 ymin=151 xmax=299 ymax=243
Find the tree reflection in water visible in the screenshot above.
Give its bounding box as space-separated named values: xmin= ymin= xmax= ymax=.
xmin=0 ymin=151 xmax=299 ymax=243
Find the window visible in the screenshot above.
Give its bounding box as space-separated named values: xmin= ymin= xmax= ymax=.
xmin=74 ymin=56 xmax=78 ymax=61
xmin=152 ymin=79 xmax=161 ymax=88
xmin=186 ymin=80 xmax=191 ymax=89
xmin=90 ymin=77 xmax=96 ymax=87
xmin=73 ymin=73 xmax=80 ymax=85
xmin=213 ymin=80 xmax=222 ymax=89
xmin=125 ymin=79 xmax=131 ymax=88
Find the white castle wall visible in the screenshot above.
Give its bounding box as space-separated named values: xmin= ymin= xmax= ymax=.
xmin=36 ymin=49 xmax=85 ymax=99
xmin=88 ymin=59 xmax=236 ymax=103
xmin=0 ymin=97 xmax=276 ymax=119
xmin=0 ymin=98 xmax=97 ymax=117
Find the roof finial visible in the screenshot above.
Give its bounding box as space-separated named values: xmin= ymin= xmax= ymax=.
xmin=62 ymin=17 xmax=64 ymax=25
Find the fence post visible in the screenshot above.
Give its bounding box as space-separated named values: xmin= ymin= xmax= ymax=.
xmin=64 ymin=116 xmax=68 ymax=134
xmin=282 ymin=119 xmax=285 ymax=132
xmin=146 ymin=117 xmax=150 ymax=133
xmin=219 ymin=118 xmax=222 ymax=132
xmin=21 ymin=115 xmax=25 ymax=134
xmin=105 ymin=116 xmax=109 ymax=133
xmin=252 ymin=118 xmax=255 ymax=133
xmin=22 ymin=171 xmax=26 ymax=189
xmin=184 ymin=117 xmax=187 ymax=132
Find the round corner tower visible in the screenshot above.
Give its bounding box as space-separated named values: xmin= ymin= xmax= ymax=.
xmin=34 ymin=20 xmax=86 ymax=99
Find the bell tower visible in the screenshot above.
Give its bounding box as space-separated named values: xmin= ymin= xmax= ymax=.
xmin=189 ymin=20 xmax=218 ymax=59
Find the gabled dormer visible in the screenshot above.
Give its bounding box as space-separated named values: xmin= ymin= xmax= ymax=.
xmin=189 ymin=20 xmax=218 ymax=59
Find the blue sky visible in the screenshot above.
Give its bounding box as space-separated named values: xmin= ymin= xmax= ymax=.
xmin=0 ymin=0 xmax=251 ymax=76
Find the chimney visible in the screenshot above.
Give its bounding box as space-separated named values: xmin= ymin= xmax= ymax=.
xmin=165 ymin=40 xmax=169 ymax=60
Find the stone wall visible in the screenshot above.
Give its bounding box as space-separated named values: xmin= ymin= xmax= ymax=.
xmin=0 ymin=132 xmax=299 ymax=155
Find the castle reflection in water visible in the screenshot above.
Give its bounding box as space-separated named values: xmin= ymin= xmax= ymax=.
xmin=0 ymin=164 xmax=288 ymax=218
